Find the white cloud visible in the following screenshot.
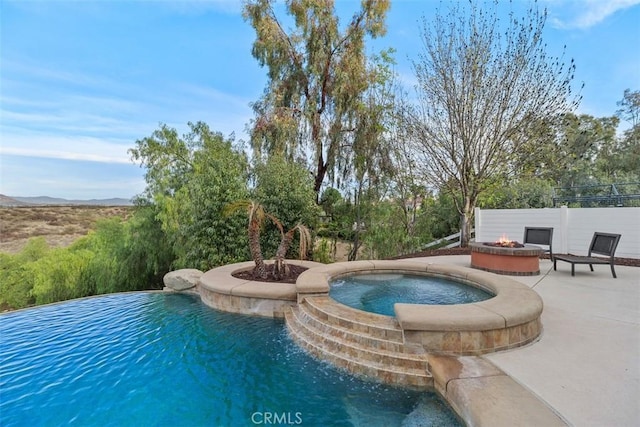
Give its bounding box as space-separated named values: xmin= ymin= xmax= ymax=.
xmin=2 ymin=60 xmax=116 ymax=90
xmin=0 ymin=150 xmax=146 ymax=199
xmin=546 ymin=0 xmax=640 ymax=29
xmin=0 ymin=59 xmax=255 ymax=165
xmin=0 ymin=133 xmax=134 ymax=164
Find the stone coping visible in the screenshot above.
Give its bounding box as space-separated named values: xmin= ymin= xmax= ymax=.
xmin=199 ymin=260 xmax=324 ymax=301
xmin=469 ymin=242 xmax=544 ymax=257
xmin=296 ymin=260 xmax=543 ymax=333
xmin=197 ymin=260 xmax=325 ymax=318
xmin=429 ymin=355 xmax=567 ymax=426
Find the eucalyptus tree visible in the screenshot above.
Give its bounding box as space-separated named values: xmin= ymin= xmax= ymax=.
xmin=243 ymin=0 xmax=391 ymax=197
xmin=405 ymin=1 xmax=580 ymax=246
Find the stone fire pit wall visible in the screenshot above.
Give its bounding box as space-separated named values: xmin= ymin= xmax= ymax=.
xmin=470 ymin=242 xmax=544 ymax=276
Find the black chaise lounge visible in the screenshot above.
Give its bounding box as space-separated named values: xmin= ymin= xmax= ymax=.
xmin=523 ymin=227 xmax=554 ymax=261
xmin=553 ymin=232 xmax=622 ymax=278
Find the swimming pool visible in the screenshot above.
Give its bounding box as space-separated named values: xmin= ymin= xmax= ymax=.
xmin=0 ymin=293 xmax=461 ymax=426
xmin=330 ymin=273 xmax=493 ymax=316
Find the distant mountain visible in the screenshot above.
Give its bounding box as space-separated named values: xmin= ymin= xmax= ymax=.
xmin=0 ymin=194 xmax=134 ymax=206
xmin=0 ymin=195 xmax=31 ymax=207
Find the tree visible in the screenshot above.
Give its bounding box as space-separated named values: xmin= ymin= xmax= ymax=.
xmin=273 ymin=223 xmax=311 ymax=280
xmin=616 ymin=89 xmax=640 ymax=178
xmin=616 ymin=89 xmax=640 ymax=130
xmin=360 ymin=200 xmax=425 ymax=259
xmin=319 ymin=187 xmax=342 ymax=219
xmin=386 ymin=82 xmax=430 ymax=240
xmin=253 ymin=155 xmax=319 ymax=259
xmin=130 ymin=122 xmax=250 ymax=270
xmin=478 ymin=176 xmax=554 ymax=209
xmin=243 ymin=0 xmax=391 ymax=196
xmin=224 ymin=200 xmax=276 ymax=279
xmin=224 ymin=200 xmax=311 ymax=280
xmin=405 ymin=1 xmax=580 ymax=246
xmin=551 ymin=114 xmax=619 ymax=186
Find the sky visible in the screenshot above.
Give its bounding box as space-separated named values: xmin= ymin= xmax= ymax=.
xmin=1 ymin=0 xmax=639 ymax=200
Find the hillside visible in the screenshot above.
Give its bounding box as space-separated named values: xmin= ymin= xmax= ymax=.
xmin=0 ymin=194 xmax=133 ymax=206
xmin=0 ymin=205 xmax=132 ymax=253
xmin=0 ymin=194 xmax=31 ymax=207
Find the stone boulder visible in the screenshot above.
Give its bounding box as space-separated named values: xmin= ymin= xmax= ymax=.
xmin=163 ymin=269 xmax=203 ymax=291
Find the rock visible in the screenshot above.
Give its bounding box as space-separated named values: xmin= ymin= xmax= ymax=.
xmin=163 ymin=269 xmax=203 ymax=291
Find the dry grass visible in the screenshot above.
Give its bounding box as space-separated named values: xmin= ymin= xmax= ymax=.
xmin=0 ymin=206 xmax=132 ymax=254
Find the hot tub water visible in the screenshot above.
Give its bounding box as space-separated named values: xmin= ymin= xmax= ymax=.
xmin=330 ymin=273 xmax=493 ymax=316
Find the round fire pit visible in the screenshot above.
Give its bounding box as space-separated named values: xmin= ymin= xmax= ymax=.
xmin=470 ymin=242 xmax=544 ymax=276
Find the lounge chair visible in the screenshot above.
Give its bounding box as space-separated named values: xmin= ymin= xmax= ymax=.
xmin=523 ymin=227 xmax=554 ymax=261
xmin=553 ymin=232 xmax=622 ymax=278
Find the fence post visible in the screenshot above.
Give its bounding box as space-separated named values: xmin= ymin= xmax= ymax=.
xmin=559 ymin=205 xmax=569 ymax=254
xmin=474 ymin=207 xmax=482 ymax=242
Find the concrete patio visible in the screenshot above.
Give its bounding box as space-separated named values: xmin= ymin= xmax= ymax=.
xmin=398 ymin=255 xmax=639 ymax=427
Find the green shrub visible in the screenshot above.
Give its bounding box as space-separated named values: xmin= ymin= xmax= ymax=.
xmin=312 ymin=238 xmax=333 ymax=264
xmin=0 ymin=252 xmax=36 ymax=310
xmin=0 ymin=206 xmax=175 ymax=310
xmin=29 ymin=248 xmax=94 ymax=305
xmin=78 ymin=208 xmax=174 ymax=294
xmin=0 ymin=238 xmax=58 ymax=309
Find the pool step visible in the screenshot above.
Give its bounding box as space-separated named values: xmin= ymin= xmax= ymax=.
xmin=288 ymin=306 xmax=430 ymax=371
xmin=303 ymin=296 xmax=404 ymax=342
xmin=294 ymin=305 xmax=406 ymax=353
xmin=285 ymin=297 xmax=432 ymax=389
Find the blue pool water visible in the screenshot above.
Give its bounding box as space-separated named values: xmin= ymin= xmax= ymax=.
xmin=331 ymin=274 xmax=493 ymax=316
xmin=0 ymin=293 xmax=461 ymax=426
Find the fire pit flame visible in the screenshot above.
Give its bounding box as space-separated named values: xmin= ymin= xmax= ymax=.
xmin=497 ymin=234 xmax=513 ymax=246
xmin=483 ymin=234 xmax=525 ymax=248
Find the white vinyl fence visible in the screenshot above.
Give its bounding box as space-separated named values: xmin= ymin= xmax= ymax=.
xmin=475 ymin=206 xmax=640 ymax=259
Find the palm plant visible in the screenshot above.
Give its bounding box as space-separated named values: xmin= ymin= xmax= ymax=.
xmin=225 ymin=200 xmax=311 ymax=281
xmin=273 ymin=223 xmax=312 ymax=280
xmin=223 ymin=200 xmax=279 ymax=279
